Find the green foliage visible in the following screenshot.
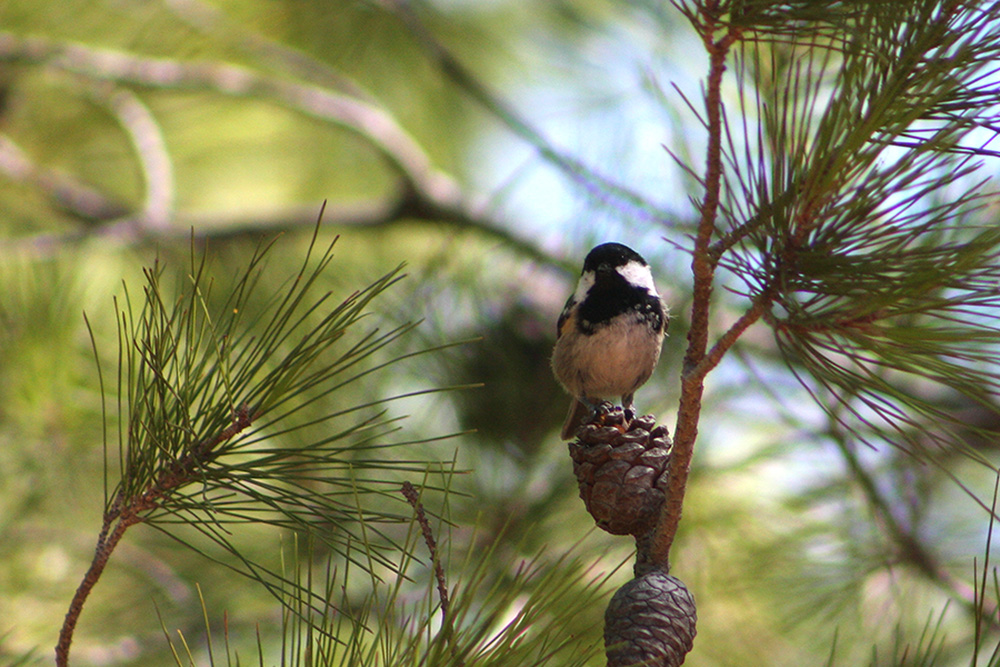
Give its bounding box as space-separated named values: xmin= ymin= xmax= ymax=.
xmin=714 ymin=1 xmax=1000 ymax=472
xmin=100 ymin=222 xmax=465 ymax=614
xmin=159 ymin=526 xmax=616 ymax=667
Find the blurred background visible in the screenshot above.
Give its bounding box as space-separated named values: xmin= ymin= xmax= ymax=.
xmin=0 ymin=1 xmax=998 ymax=665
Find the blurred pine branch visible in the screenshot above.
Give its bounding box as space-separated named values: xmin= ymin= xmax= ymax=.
xmin=161 ymin=521 xmax=617 ymax=667
xmin=0 ymin=28 xmax=559 ymax=268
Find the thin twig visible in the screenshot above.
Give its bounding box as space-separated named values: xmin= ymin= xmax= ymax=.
xmin=401 ymin=480 xmax=450 ymax=623
xmin=385 ymin=0 xmax=678 ymax=229
xmin=692 ymin=288 xmax=773 ymax=380
xmin=161 ymin=0 xmax=365 ymax=96
xmin=403 ymin=479 xmax=463 ymax=665
xmin=1 ymin=188 xmax=561 ymax=270
xmin=85 ymin=82 xmax=175 ymax=232
xmin=830 ymin=413 xmax=997 ymax=622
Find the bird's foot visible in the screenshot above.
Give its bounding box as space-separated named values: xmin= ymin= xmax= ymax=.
xmin=584 ymin=401 xmax=627 ymax=432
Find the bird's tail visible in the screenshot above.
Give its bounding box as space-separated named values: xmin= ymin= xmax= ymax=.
xmin=560 ymin=399 xmax=590 ymax=440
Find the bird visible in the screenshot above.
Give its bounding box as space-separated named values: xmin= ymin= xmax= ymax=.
xmin=551 ymin=242 xmax=667 ymax=439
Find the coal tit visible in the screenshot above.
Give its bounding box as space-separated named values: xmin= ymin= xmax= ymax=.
xmin=551 ymin=243 xmax=667 ymax=439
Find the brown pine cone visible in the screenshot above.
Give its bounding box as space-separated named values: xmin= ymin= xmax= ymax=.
xmin=567 ymin=403 xmax=671 ymax=536
xmin=605 ymin=569 xmax=697 ymax=667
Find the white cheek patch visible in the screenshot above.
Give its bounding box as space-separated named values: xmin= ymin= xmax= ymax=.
xmin=617 ymin=261 xmax=657 ymax=293
xmin=573 ymin=270 xmax=596 ymax=303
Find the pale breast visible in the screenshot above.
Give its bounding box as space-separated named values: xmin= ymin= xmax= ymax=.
xmin=554 ymin=314 xmax=663 ymax=400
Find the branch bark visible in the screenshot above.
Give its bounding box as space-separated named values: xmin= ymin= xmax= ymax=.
xmin=93 ymin=84 xmax=175 ymax=232
xmin=55 ymin=519 xmax=133 ymax=667
xmin=648 ymin=8 xmax=749 ymax=569
xmin=0 ymin=133 xmax=129 ymax=220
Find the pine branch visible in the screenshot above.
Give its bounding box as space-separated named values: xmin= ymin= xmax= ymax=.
xmin=650 ymin=2 xmax=752 ymax=569
xmin=712 ymin=0 xmax=1000 ymax=492
xmin=0 ymin=30 xmax=448 ymax=201
xmin=55 ymin=405 xmax=255 ymax=667
xmin=650 ymin=0 xmax=1000 ymax=575
xmin=54 ymin=217 xmax=456 ymax=665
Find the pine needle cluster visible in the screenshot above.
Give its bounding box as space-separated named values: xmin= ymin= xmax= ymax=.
xmin=57 ymin=222 xmax=459 ymax=665
xmin=710 ymin=1 xmax=1000 ymax=474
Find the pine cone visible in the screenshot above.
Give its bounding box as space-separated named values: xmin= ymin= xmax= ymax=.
xmin=567 ymin=404 xmax=671 ymax=536
xmin=605 ymin=569 xmax=697 ymax=667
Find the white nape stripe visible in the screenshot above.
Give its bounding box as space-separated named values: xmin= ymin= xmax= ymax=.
xmin=573 ymin=270 xmax=596 ymax=304
xmin=617 ymin=260 xmax=657 ymax=293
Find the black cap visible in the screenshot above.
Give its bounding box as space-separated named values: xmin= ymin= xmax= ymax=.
xmin=582 ymin=242 xmax=648 ymax=274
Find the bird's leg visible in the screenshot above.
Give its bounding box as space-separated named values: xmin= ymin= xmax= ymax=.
xmin=580 ymin=396 xmax=601 ymax=420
